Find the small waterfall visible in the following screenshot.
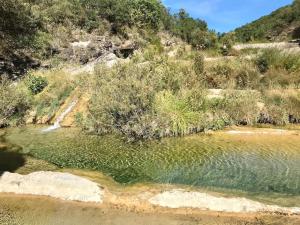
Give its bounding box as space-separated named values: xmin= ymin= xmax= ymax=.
xmin=42 ymin=100 xmax=78 ymax=132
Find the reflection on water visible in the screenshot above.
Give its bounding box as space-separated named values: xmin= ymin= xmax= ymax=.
xmin=0 ymin=134 xmax=25 ymax=176
xmin=3 ymin=127 xmax=300 ymax=198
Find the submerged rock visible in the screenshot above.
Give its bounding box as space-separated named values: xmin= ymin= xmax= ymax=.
xmin=0 ymin=172 xmax=104 ymax=203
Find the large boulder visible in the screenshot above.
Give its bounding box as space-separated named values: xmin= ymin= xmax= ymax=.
xmin=59 ymin=35 xmax=116 ymax=65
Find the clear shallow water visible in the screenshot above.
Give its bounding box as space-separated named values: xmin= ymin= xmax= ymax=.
xmin=2 ymin=127 xmax=300 ymax=199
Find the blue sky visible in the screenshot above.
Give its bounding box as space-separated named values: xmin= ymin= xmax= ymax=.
xmin=162 ymin=0 xmax=293 ymax=32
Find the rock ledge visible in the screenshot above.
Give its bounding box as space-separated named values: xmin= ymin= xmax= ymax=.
xmin=149 ymin=189 xmax=300 ymax=214
xmin=0 ymin=172 xmax=103 ymax=203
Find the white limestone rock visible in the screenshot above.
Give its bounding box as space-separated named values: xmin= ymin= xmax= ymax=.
xmin=0 ymin=172 xmax=103 ymax=203
xmin=149 ymin=189 xmax=300 ymax=214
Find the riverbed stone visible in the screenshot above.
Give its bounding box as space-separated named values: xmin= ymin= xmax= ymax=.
xmin=0 ymin=172 xmax=104 ymax=203
xmin=149 ymin=189 xmax=300 ymax=214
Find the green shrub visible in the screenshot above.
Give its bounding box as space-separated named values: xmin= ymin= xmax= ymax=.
xmin=220 ymin=32 xmax=236 ymax=49
xmin=218 ymin=91 xmax=261 ymax=125
xmin=205 ymin=63 xmax=234 ymax=88
xmin=264 ymin=94 xmax=289 ymax=125
xmin=89 ymin=63 xmax=162 ymax=141
xmin=26 ymin=75 xmax=48 ymax=95
xmin=89 ymin=58 xmax=206 ymax=141
xmin=154 ymin=90 xmax=206 ymax=136
xmin=264 ymin=91 xmax=300 ymax=125
xmin=33 ymin=70 xmax=74 ymax=118
xmin=190 ymin=29 xmax=218 ymax=49
xmin=75 ymin=112 xmax=84 ymax=126
xmin=129 ymin=0 xmax=163 ymax=29
xmin=254 ymin=49 xmax=300 ymax=88
xmin=256 ymin=55 xmax=269 ymax=73
xmin=0 ymin=77 xmax=31 ymax=127
xmin=193 ymin=52 xmax=205 ymax=75
xmin=256 ymin=49 xmax=300 ymax=74
xmin=286 ymin=94 xmax=300 ymax=119
xmin=235 ymin=64 xmax=260 ymax=89
xmin=220 ymin=46 xmax=230 ymax=56
xmin=0 ymin=0 xmax=41 ymax=48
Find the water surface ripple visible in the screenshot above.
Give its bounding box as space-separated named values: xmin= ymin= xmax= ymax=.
xmin=4 ymin=128 xmax=300 ymax=198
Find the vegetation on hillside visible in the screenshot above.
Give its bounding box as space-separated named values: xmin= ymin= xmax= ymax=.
xmin=235 ymin=0 xmax=300 ymax=42
xmin=86 ymin=46 xmax=300 ymax=141
xmin=1 ymin=0 xmax=300 ymax=141
xmin=0 ymin=0 xmax=217 ymax=58
xmin=0 ymin=78 xmax=31 ymax=127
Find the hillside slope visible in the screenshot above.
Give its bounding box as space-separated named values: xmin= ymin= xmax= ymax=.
xmin=0 ymin=0 xmax=216 ymax=79
xmin=235 ymin=0 xmax=300 ymax=42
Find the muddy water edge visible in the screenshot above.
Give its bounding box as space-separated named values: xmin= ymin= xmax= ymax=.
xmin=1 ymin=193 xmax=300 ymax=225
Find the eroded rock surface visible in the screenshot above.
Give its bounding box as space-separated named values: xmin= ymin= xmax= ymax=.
xmin=149 ymin=189 xmax=300 ymax=214
xmin=0 ymin=172 xmax=103 ymax=203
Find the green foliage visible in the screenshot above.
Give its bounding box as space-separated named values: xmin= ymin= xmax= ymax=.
xmin=168 ymin=9 xmax=218 ymax=49
xmin=172 ymin=9 xmax=207 ymax=42
xmin=0 ymin=0 xmax=219 ymax=68
xmin=235 ymin=1 xmax=300 ymax=42
xmin=75 ymin=112 xmax=84 ymax=126
xmin=220 ymin=32 xmax=236 ymax=49
xmin=129 ymin=0 xmax=163 ymax=29
xmin=193 ymin=52 xmax=205 ymax=75
xmin=88 ymin=57 xmax=278 ymax=140
xmin=264 ymin=94 xmax=289 ymax=125
xmin=235 ymin=65 xmax=260 ymax=89
xmin=0 ymin=77 xmax=31 ymax=127
xmin=205 ymin=63 xmax=234 ymax=88
xmin=190 ymin=30 xmax=218 ymax=49
xmin=89 ymin=63 xmax=162 ymax=141
xmin=264 ymin=91 xmax=300 ymax=125
xmin=219 ymin=32 xmax=236 ymax=56
xmin=33 ymin=70 xmax=75 ymax=118
xmin=26 ymin=75 xmax=48 ymax=95
xmin=204 ymin=57 xmax=289 ymax=90
xmin=255 ymin=49 xmax=300 ymax=87
xmin=89 ymin=58 xmax=211 ymax=141
xmin=220 ymin=91 xmax=261 ymax=125
xmin=0 ymin=0 xmax=41 ymax=49
xmin=256 ymin=55 xmax=269 ymax=73
xmin=154 ymin=90 xmax=206 ymax=136
xmin=29 ymin=0 xmax=165 ymax=32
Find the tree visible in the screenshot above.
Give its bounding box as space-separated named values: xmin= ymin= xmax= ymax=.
xmin=190 ymin=29 xmax=217 ymax=49
xmin=129 ymin=0 xmax=164 ymax=29
xmin=0 ymin=0 xmax=41 ymax=48
xmin=172 ymin=9 xmax=209 ymax=46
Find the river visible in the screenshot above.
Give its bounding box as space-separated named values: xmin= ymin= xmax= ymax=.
xmin=1 ymin=126 xmax=300 ymax=208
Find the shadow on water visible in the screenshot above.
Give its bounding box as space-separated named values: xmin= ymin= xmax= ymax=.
xmin=0 ymin=142 xmax=25 ymax=177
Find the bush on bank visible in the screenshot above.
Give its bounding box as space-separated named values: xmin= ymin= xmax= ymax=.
xmin=0 ymin=77 xmax=31 ymax=127
xmin=88 ymin=55 xmax=268 ymax=141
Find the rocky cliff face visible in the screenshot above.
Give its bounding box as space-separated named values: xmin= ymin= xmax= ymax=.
xmin=0 ymin=53 xmax=40 ymax=80
xmin=0 ymin=31 xmax=137 ymax=80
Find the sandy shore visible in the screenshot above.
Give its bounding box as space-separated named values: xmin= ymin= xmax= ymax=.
xmin=1 ymin=193 xmax=300 ymax=225
xmin=226 ymin=129 xmax=289 ymax=135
